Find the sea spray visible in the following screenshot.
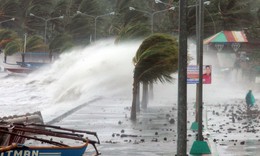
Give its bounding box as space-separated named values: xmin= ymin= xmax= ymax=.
xmin=0 ymin=38 xmax=256 ymax=118
xmin=28 ymin=39 xmax=140 ymax=103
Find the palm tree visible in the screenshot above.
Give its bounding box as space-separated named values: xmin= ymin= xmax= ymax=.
xmin=216 ymin=0 xmax=254 ymax=30
xmin=0 ymin=29 xmax=18 ymax=62
xmin=115 ymin=23 xmax=150 ymax=43
xmin=49 ymin=33 xmax=74 ymax=54
xmin=25 ymin=0 xmax=55 ymax=32
xmin=66 ymin=13 xmax=94 ymax=45
xmin=4 ymin=34 xmax=45 ymax=62
xmin=131 ymin=33 xmax=179 ymax=120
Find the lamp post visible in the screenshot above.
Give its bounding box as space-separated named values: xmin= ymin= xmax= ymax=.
xmin=155 ymin=0 xmax=174 ymax=7
xmin=0 ymin=18 xmax=15 ymax=63
xmin=155 ymin=0 xmax=215 ymax=33
xmin=94 ymin=12 xmax=115 ymax=41
xmin=151 ymin=7 xmax=175 ymax=33
xmin=30 ymin=13 xmax=64 ymax=44
xmin=190 ymin=0 xmax=211 ymax=154
xmin=76 ymin=11 xmax=95 ymax=42
xmin=155 ymin=0 xmax=210 ymax=8
xmin=77 ymin=11 xmax=115 ymax=41
xmin=129 ymin=7 xmax=175 ymax=34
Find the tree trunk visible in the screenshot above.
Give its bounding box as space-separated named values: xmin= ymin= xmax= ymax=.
xmin=131 ymin=78 xmax=138 ymax=121
xmin=49 ymin=50 xmax=53 ymax=63
xmin=142 ymin=82 xmax=148 ymax=109
xmin=149 ymin=83 xmax=154 ymax=100
xmin=136 ymin=82 xmax=140 ymax=112
xmin=4 ymin=55 xmax=7 ymax=63
xmin=21 ymin=53 xmax=25 ymax=63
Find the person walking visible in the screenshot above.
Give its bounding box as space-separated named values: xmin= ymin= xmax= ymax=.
xmin=246 ymin=90 xmax=255 ymax=107
xmin=246 ymin=90 xmax=255 ymax=115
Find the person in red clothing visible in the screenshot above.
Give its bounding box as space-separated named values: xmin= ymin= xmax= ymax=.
xmin=203 ymin=65 xmax=211 ymax=84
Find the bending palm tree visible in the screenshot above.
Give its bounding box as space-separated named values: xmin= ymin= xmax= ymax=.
xmin=131 ymin=33 xmax=179 ymax=120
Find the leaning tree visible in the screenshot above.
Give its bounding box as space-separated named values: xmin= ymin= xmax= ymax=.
xmin=131 ymin=33 xmax=179 ymax=120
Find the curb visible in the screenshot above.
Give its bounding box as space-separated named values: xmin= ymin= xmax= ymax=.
xmin=46 ymin=97 xmax=102 ymax=125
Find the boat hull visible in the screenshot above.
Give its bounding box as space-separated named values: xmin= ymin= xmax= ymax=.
xmin=0 ymin=143 xmax=88 ymax=156
xmin=4 ymin=67 xmax=33 ymax=74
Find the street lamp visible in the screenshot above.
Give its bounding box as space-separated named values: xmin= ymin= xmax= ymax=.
xmin=155 ymin=0 xmax=210 ymax=7
xmin=155 ymin=0 xmax=216 ymax=33
xmin=151 ymin=7 xmax=175 ymax=33
xmin=76 ymin=11 xmax=95 ymax=42
xmin=30 ymin=13 xmax=64 ymax=44
xmin=155 ymin=0 xmax=173 ymax=7
xmin=94 ymin=12 xmax=115 ymax=41
xmin=187 ymin=1 xmax=210 ymax=8
xmin=76 ymin=11 xmax=95 ymax=19
xmin=0 ymin=17 xmax=15 ymax=63
xmin=0 ymin=18 xmax=15 ymax=24
xmin=129 ymin=7 xmax=175 ymax=33
xmin=77 ymin=11 xmax=115 ymax=41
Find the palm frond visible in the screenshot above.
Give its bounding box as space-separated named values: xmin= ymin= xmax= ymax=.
xmin=0 ymin=29 xmax=18 ymax=48
xmin=115 ymin=23 xmax=150 ymax=43
xmin=49 ymin=33 xmax=74 ymax=53
xmin=4 ymin=38 xmax=22 ymax=55
xmin=133 ymin=33 xmax=179 ymax=84
xmin=26 ymin=35 xmax=46 ymax=51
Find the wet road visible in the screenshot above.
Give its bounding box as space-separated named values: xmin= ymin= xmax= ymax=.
xmin=51 ymin=97 xmax=187 ymax=156
xmin=44 ymin=97 xmax=260 ymax=156
xmin=206 ymin=99 xmax=260 ymax=156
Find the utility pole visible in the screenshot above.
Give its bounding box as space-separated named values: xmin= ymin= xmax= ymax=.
xmin=177 ymin=0 xmax=187 ymax=155
xmin=191 ymin=0 xmax=200 ymax=131
xmin=190 ymin=0 xmax=211 ymax=154
xmin=195 ymin=0 xmax=200 ymax=123
xmin=197 ymin=0 xmax=204 ymax=141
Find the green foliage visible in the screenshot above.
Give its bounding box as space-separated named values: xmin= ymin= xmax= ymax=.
xmin=26 ymin=35 xmax=45 ymax=51
xmin=217 ymin=0 xmax=255 ymax=30
xmin=49 ymin=33 xmax=73 ymax=53
xmin=4 ymin=34 xmax=45 ymax=55
xmin=29 ymin=0 xmax=54 ymax=16
xmin=115 ymin=23 xmax=150 ymax=43
xmin=0 ymin=29 xmax=17 ymax=39
xmin=0 ymin=29 xmax=18 ymax=48
xmin=52 ymin=0 xmax=80 ymax=17
xmin=4 ymin=38 xmax=22 ymax=55
xmin=78 ymin=0 xmax=102 ymax=15
xmin=67 ymin=14 xmax=94 ymax=44
xmin=133 ymin=33 xmax=178 ymax=83
xmin=0 ymin=0 xmax=259 ymax=55
xmin=0 ymin=0 xmax=20 ymax=18
xmin=245 ymin=25 xmax=260 ymax=40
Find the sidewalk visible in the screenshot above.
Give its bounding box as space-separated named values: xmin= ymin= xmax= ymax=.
xmin=42 ymin=96 xmax=219 ymax=156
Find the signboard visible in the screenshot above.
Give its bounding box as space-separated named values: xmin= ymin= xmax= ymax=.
xmin=187 ymin=65 xmax=199 ymax=84
xmin=187 ymin=65 xmax=212 ymax=84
